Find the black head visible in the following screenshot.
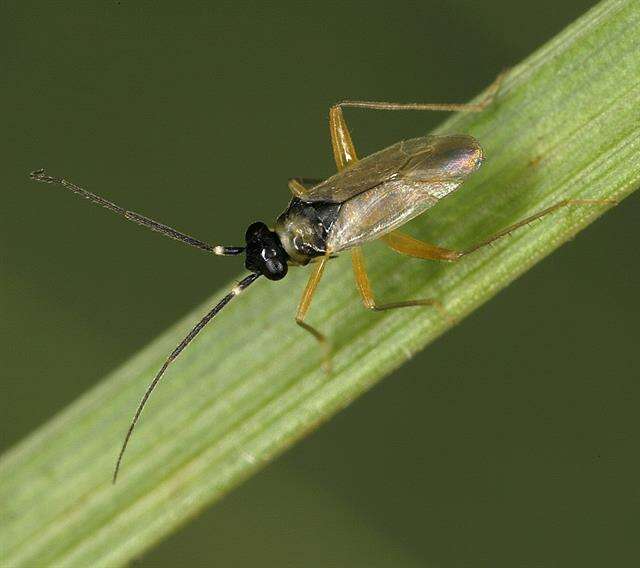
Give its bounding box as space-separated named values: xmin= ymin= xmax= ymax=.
xmin=244 ymin=221 xmax=289 ymax=280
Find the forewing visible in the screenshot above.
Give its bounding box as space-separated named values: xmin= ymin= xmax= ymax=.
xmin=299 ymin=134 xmax=482 ymax=203
xmin=326 ymin=176 xmax=462 ymax=253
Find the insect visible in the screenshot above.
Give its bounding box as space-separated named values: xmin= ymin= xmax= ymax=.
xmin=30 ymin=71 xmax=613 ymax=482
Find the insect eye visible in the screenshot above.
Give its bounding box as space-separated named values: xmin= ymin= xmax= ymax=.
xmin=264 ymin=256 xmax=288 ymax=280
xmin=244 ymin=221 xmax=289 ymax=280
xmin=245 ymin=221 xmax=268 ymax=241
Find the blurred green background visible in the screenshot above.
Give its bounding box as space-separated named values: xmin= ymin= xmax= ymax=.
xmin=2 ymin=1 xmax=638 ymax=566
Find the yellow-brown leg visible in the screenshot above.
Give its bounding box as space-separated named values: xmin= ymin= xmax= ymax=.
xmin=335 ymin=70 xmax=507 ymax=114
xmin=329 ymin=106 xmax=359 ymax=171
xmin=296 ymin=256 xmax=332 ymax=372
xmin=351 ymin=246 xmax=454 ymax=324
xmin=328 ymin=70 xmax=507 ymax=173
xmin=381 ymin=198 xmax=617 ymax=261
xmin=287 ymin=177 xmax=323 ymax=199
xmin=380 ymin=231 xmax=461 ymax=261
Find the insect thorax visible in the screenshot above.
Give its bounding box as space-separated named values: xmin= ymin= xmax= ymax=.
xmin=275 ymin=197 xmax=342 ymax=264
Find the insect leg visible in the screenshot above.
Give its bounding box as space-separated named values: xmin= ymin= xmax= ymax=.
xmin=351 ymin=247 xmax=453 ymax=324
xmin=328 ymin=70 xmax=507 ymax=172
xmin=382 ymin=199 xmax=617 ymax=261
xmin=336 ymin=69 xmax=508 ymax=115
xmin=328 ymin=106 xmax=359 ymax=171
xmin=295 ymin=256 xmax=332 ymax=372
xmin=287 ymin=177 xmax=324 ymax=198
xmin=381 ymin=231 xmax=462 ymax=261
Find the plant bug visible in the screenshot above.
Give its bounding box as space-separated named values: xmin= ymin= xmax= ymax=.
xmin=30 ymin=70 xmax=614 ymax=482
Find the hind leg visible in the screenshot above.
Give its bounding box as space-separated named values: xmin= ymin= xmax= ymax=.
xmin=328 ymin=70 xmax=508 ymax=171
xmin=381 ymin=199 xmax=617 ymax=261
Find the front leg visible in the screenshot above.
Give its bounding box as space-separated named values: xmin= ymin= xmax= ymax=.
xmin=295 ymin=256 xmax=332 ymax=372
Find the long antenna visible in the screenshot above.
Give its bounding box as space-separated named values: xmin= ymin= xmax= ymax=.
xmin=30 ymin=169 xmax=244 ymax=256
xmin=113 ymin=272 xmax=261 ymax=483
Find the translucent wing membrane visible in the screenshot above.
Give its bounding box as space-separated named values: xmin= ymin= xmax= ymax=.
xmin=299 ymin=134 xmax=482 ymax=204
xmin=324 ymin=135 xmax=484 ymax=252
xmin=326 ymin=177 xmax=462 ymax=252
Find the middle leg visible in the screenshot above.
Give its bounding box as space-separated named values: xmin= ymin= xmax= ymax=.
xmin=351 ymin=246 xmax=453 ymax=323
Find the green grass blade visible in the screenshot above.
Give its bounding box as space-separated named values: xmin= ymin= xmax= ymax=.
xmin=1 ymin=0 xmax=639 ymax=565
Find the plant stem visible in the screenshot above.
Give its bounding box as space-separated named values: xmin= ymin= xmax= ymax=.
xmin=1 ymin=1 xmax=639 ymax=565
